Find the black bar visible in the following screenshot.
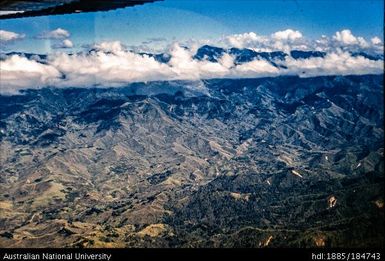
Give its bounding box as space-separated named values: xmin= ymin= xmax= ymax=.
xmin=0 ymin=248 xmax=384 ymax=261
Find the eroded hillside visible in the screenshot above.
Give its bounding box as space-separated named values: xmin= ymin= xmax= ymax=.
xmin=0 ymin=75 xmax=383 ymax=247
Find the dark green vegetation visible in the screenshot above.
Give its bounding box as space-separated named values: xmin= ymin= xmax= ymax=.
xmin=0 ymin=75 xmax=383 ymax=247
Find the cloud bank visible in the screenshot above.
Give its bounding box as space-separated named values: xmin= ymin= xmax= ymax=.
xmin=0 ymin=29 xmax=383 ymax=94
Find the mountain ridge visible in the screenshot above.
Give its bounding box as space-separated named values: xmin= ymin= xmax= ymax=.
xmin=0 ymin=74 xmax=383 ymax=247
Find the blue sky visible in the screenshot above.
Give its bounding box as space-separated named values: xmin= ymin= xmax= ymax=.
xmin=0 ymin=0 xmax=383 ymax=53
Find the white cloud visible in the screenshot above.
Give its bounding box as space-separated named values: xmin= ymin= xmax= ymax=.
xmin=220 ymin=30 xmax=305 ymax=52
xmin=53 ymin=39 xmax=74 ymax=49
xmin=233 ymin=59 xmax=279 ymax=77
xmin=218 ymin=53 xmax=235 ymax=69
xmin=48 ymin=42 xmax=175 ymax=87
xmin=62 ymin=39 xmax=74 ymax=48
xmin=272 ymin=29 xmax=303 ymax=41
xmin=219 ymin=29 xmax=383 ymax=54
xmin=371 ymin=36 xmax=382 ymax=45
xmin=224 ymin=32 xmax=267 ymax=49
xmin=0 ymin=55 xmax=61 ymax=94
xmin=38 ymin=28 xmax=70 ymax=39
xmin=356 ymin=37 xmax=369 ymax=48
xmin=332 ymin=29 xmax=362 ymax=46
xmin=283 ymin=50 xmax=383 ymax=77
xmin=93 ymin=41 xmax=124 ymax=53
xmin=0 ymin=30 xmax=25 ymax=42
xmin=312 ymin=31 xmax=382 ymax=53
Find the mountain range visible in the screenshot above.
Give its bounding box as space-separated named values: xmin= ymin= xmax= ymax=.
xmin=2 ymin=45 xmax=383 ymax=66
xmin=0 ymin=74 xmax=383 ymax=247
